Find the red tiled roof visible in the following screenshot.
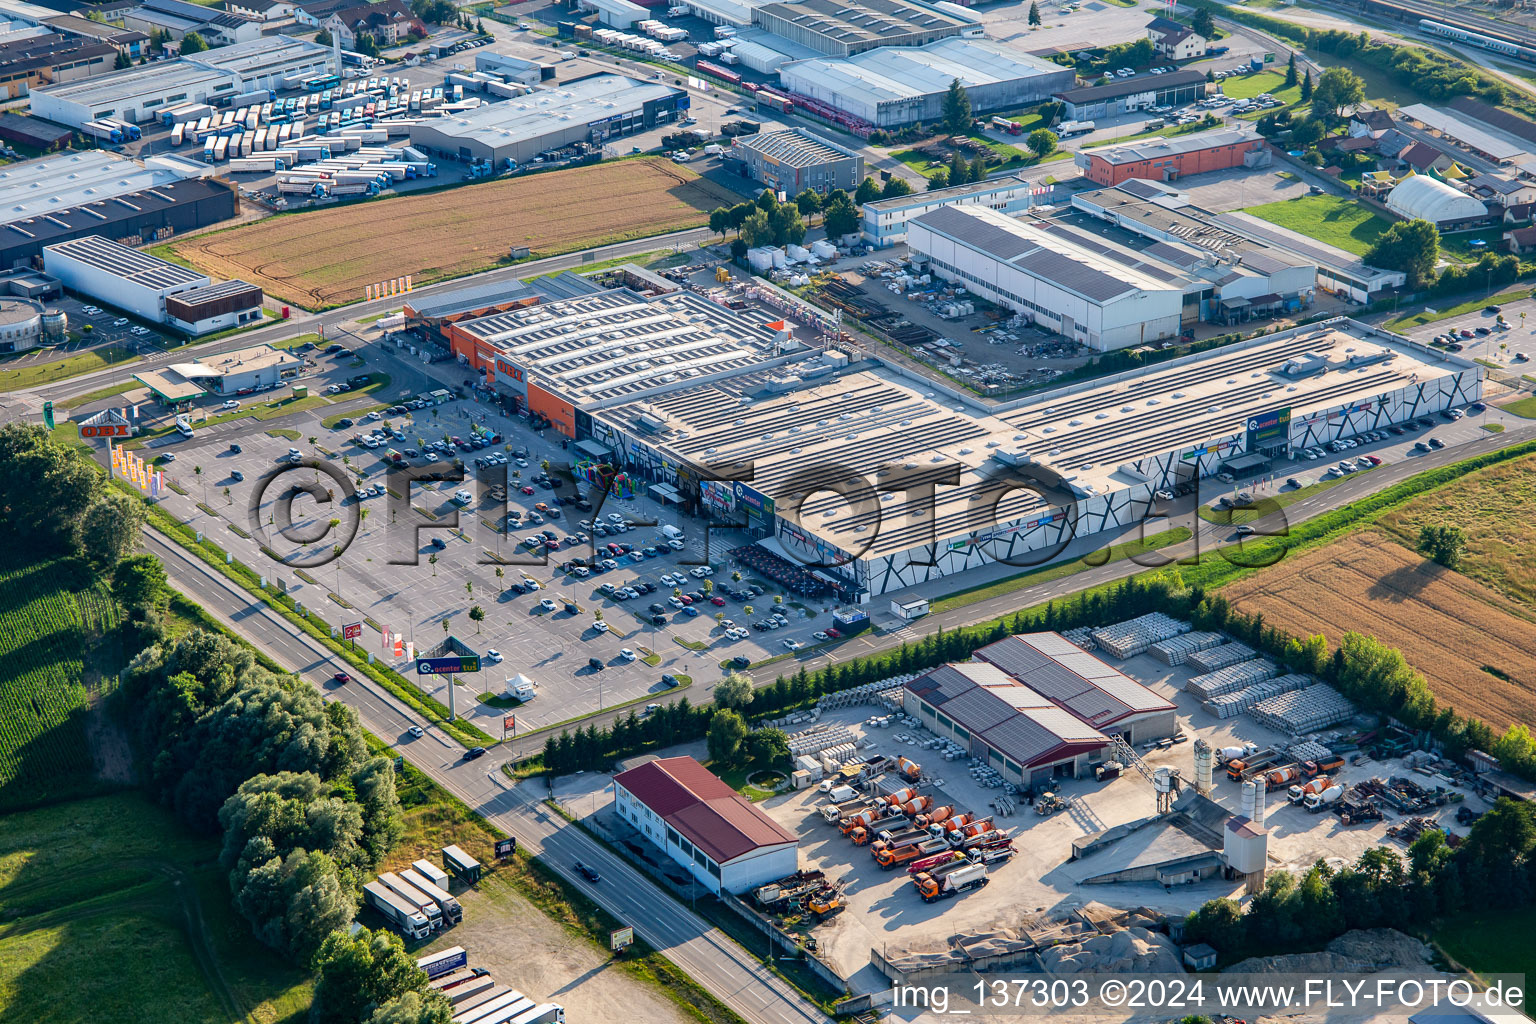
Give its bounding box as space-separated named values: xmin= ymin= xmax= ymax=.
xmin=615 ymin=756 xmax=797 ymax=863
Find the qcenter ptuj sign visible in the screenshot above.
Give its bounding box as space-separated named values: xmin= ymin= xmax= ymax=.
xmin=416 ymin=654 xmax=480 ymax=675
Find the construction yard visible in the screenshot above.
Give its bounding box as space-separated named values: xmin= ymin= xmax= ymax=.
xmin=552 ymin=623 xmax=1496 ymax=986
xmin=1222 ymin=531 xmax=1536 ymax=732
xmin=164 ymin=158 xmax=739 ymax=309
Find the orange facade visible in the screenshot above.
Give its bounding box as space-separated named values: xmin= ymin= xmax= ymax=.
xmin=527 ymin=382 xmax=575 ymax=437
xmin=1085 ymin=139 xmax=1263 ymax=186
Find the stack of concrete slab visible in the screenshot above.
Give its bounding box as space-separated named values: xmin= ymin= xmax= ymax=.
xmin=1287 ymin=739 xmax=1335 ymax=763
xmin=1202 ymin=674 xmax=1309 ymax=719
xmin=786 ymin=724 xmax=852 ymax=756
xmin=1090 ymin=613 xmax=1189 ymax=659
xmin=1149 ymin=631 xmax=1223 ymax=666
xmin=1249 ymin=683 xmax=1356 ymax=734
xmin=1186 ymin=642 xmax=1258 ymax=674
xmin=1185 ymin=659 xmax=1278 ymax=700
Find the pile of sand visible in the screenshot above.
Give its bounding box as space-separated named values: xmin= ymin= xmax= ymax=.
xmin=1039 ymin=927 xmax=1185 ymax=975
xmin=1225 ymin=929 xmax=1434 ymax=974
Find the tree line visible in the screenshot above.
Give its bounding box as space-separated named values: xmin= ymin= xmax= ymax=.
xmin=543 ymin=571 xmax=1536 ymax=783
xmin=0 ymin=426 xmax=448 ymax=1023
xmin=1186 ymin=798 xmax=1536 ymax=965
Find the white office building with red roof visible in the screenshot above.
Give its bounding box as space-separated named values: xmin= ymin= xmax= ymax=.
xmin=612 ymin=756 xmax=798 ymax=894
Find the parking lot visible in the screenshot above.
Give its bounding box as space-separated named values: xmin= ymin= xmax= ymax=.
xmin=138 ymin=320 xmax=855 ymax=732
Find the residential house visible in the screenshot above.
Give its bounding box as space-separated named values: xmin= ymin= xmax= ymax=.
xmin=1145 ymin=17 xmax=1207 ymax=60
xmin=293 ymin=0 xmax=355 ymax=26
xmin=1468 ymin=173 xmax=1536 ymax=208
xmin=1373 ymin=128 xmax=1413 ymax=159
xmin=124 ymin=0 xmax=264 ymax=45
xmin=44 ymin=15 xmax=150 ymax=59
xmin=0 ymin=34 xmax=117 ymax=101
xmin=1396 ymin=141 xmax=1453 ymax=175
xmin=1503 ymin=201 xmax=1535 ymax=226
xmin=1503 ymin=225 xmax=1536 ymax=254
xmin=1348 ymin=108 xmax=1393 ymax=138
xmin=321 ymin=0 xmax=422 ymax=47
xmin=224 ymin=0 xmax=297 ymax=20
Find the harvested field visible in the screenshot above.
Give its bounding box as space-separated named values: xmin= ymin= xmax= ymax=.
xmin=168 ymin=159 xmax=739 ymax=309
xmin=1376 ymin=451 xmax=1536 ymax=607
xmin=1222 ymin=531 xmax=1536 ymax=730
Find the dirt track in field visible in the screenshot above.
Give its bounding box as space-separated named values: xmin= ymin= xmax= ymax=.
xmin=1222 ymin=531 xmax=1536 ymax=730
xmin=172 ymin=159 xmax=739 ymax=308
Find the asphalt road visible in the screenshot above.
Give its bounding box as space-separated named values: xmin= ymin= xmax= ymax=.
xmin=32 ymin=225 xmax=715 ymax=405
xmin=139 ymin=527 xmax=830 ymax=1024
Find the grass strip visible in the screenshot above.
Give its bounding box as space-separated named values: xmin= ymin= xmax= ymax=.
xmin=929 ymin=525 xmax=1191 ymax=614
xmin=0 ymin=346 xmax=137 ymax=388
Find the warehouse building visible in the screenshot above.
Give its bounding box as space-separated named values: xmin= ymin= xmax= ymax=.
xmin=1075 ymin=126 xmax=1268 ymax=186
xmin=43 ymin=234 xmax=209 ymax=322
xmin=860 ymin=173 xmax=1047 ymax=247
xmin=973 ymin=633 xmax=1177 ymax=743
xmin=728 ymin=127 xmax=863 ymax=195
xmin=474 ymin=50 xmax=550 ymax=86
xmin=0 ymin=111 xmax=70 ymax=150
xmin=123 ymin=0 xmax=263 ymax=45
xmin=778 ymin=37 xmax=1073 ymax=128
xmin=164 ymin=279 xmax=264 ymax=335
xmin=0 ymin=151 xmax=235 ymax=268
xmin=1069 ymin=180 xmax=1317 ymax=323
xmin=751 ymin=0 xmax=973 ymax=56
xmin=1056 ymin=69 xmax=1205 ymax=121
xmin=902 ymin=661 xmax=1114 ymax=785
xmin=407 ymin=74 xmax=686 ymax=166
xmin=587 ymin=317 xmax=1478 ymax=598
xmin=613 ymin=756 xmax=798 ymax=894
xmin=445 ymin=285 xmax=799 ymax=429
xmin=30 ymin=34 xmax=331 ymax=126
xmin=907 ymin=203 xmax=1185 ymax=350
xmin=0 ymin=32 xmax=116 ymax=100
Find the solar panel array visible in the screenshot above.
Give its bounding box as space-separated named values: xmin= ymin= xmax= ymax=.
xmin=46 ymin=234 xmax=205 ymax=289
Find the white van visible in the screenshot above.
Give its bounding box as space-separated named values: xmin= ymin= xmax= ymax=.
xmin=660 ymin=524 xmax=684 ymax=541
xmin=453 ymin=489 xmax=473 ymax=505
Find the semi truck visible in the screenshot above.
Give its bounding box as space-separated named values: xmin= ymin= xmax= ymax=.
xmin=440 ymin=975 xmax=496 ymax=1005
xmin=364 ymin=881 xmax=432 ymax=939
xmin=872 ymin=836 xmax=948 ymax=868
xmin=914 ymin=860 xmax=989 ymax=902
xmin=506 ymin=1004 xmax=565 ymax=1024
xmin=819 ymin=796 xmax=872 ymax=823
xmin=379 ymin=871 xmax=443 ymax=930
xmin=1057 ymin=119 xmax=1095 ymax=136
xmin=907 ymin=850 xmax=965 ymax=876
xmin=846 ymin=814 xmax=907 ymax=843
xmin=399 ymin=866 xmax=463 ymax=924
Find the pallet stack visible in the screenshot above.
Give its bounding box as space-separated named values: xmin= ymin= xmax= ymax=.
xmin=1090 ymin=613 xmax=1189 ymax=659
xmin=1186 ymin=642 xmax=1258 ymax=674
xmin=1149 ymin=632 xmax=1224 ymax=666
xmin=1202 ymin=674 xmax=1309 ymax=719
xmin=1249 ymin=684 xmax=1357 ymax=735
xmin=1185 ymin=659 xmax=1278 ymax=700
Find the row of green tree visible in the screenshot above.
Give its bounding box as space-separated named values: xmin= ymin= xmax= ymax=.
xmin=0 ymin=427 xmax=448 ymax=1022
xmin=543 ymin=570 xmax=1536 ymax=782
xmin=1186 ymin=798 xmax=1536 ymax=964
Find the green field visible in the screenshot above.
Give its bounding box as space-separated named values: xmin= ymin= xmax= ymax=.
xmin=0 ymin=794 xmax=311 ymax=1024
xmin=1243 ymin=194 xmax=1392 ymax=256
xmin=0 ymin=347 xmax=137 ymax=390
xmin=1219 ymin=69 xmax=1297 ymax=102
xmin=0 ymin=557 xmax=120 ymax=812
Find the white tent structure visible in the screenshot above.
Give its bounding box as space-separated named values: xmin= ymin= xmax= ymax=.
xmin=1385 ymin=175 xmax=1487 ymax=225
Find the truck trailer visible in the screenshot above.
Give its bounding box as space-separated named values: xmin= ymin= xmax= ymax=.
xmin=365 ymin=881 xmax=432 ymax=939
xmin=400 ymin=866 xmax=464 ymax=924
xmin=873 ymin=836 xmax=948 ymax=868
xmin=379 ymin=871 xmax=444 ymax=930
xmin=916 ymin=860 xmax=989 ymax=902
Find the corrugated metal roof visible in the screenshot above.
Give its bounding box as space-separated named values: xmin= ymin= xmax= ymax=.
xmin=973 ymin=633 xmax=1175 ymax=727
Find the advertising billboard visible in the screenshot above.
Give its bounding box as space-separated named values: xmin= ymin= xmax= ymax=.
xmin=416 ymin=654 xmax=481 ymax=675
xmin=342 ymin=621 xmax=363 ymax=640
xmin=733 ymin=482 xmax=775 ymax=518
xmin=1246 ymin=407 xmax=1292 ymax=451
